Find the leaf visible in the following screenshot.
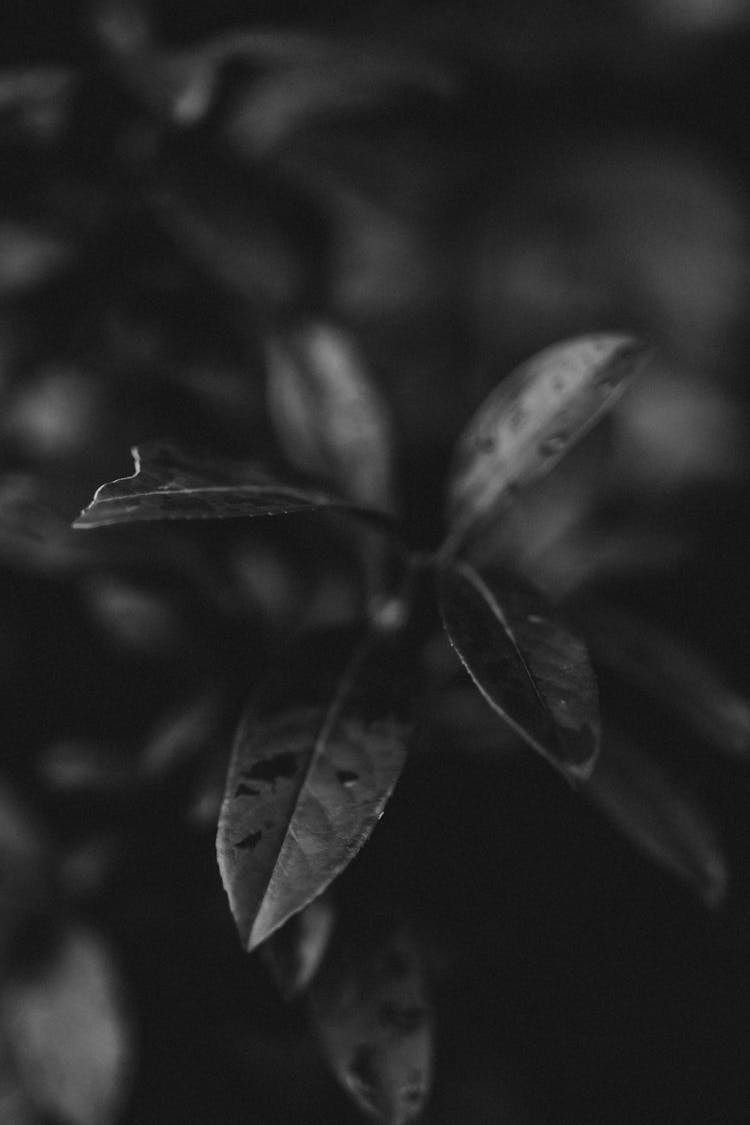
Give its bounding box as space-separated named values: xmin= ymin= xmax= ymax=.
xmin=36 ymin=740 xmax=135 ymax=796
xmin=0 ymin=782 xmax=49 ymax=962
xmin=583 ymin=732 xmax=728 ymax=907
xmin=0 ymin=222 xmax=75 ymax=297
xmin=80 ymin=574 xmax=188 ymax=655
xmin=437 ymin=562 xmax=600 ymax=781
xmin=0 ymin=926 xmax=132 ymax=1125
xmin=226 ymin=47 xmax=453 ymax=158
xmin=139 ymin=686 xmax=227 ymax=779
xmin=144 ymin=155 xmax=310 ymax=313
xmin=309 ymin=921 xmax=433 ymax=1125
xmin=581 ymin=603 xmax=750 ymax=759
xmin=262 ymin=893 xmax=337 ymax=1001
xmin=0 ymin=476 xmax=90 ymax=574
xmin=73 ymin=441 xmax=378 ymax=530
xmin=0 ymin=1029 xmax=37 ymax=1125
xmin=265 ymin=321 xmax=396 ymax=513
xmin=444 ymin=334 xmax=651 ymax=551
xmin=0 ymin=66 xmax=77 ymax=144
xmin=92 ymin=0 xmax=152 ymax=56
xmin=216 ymin=630 xmax=412 ymax=951
xmin=59 ymin=835 xmax=122 ymax=900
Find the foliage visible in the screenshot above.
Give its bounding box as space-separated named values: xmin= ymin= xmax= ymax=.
xmin=2 ymin=2 xmax=750 ymax=1123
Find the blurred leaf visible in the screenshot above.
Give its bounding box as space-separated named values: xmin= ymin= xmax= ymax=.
xmin=458 ymin=432 xmax=690 ymax=598
xmin=73 ymin=442 xmax=380 ymax=529
xmin=0 ymin=782 xmax=48 ymax=963
xmin=36 ymin=740 xmax=135 ymax=796
xmin=266 ymin=321 xmax=396 ymax=513
xmin=100 ymin=20 xmax=450 ymax=137
xmin=143 ymin=153 xmax=311 ymax=314
xmin=139 ymin=686 xmax=227 ymax=780
xmin=636 ymin=0 xmax=750 ymax=38
xmin=0 ymin=476 xmax=89 ymax=574
xmin=217 ymin=630 xmax=411 ymax=951
xmin=0 ymin=223 xmax=75 ymax=297
xmin=444 ymin=334 xmax=650 ymax=552
xmin=515 ymin=524 xmax=690 ymax=601
xmin=0 ymin=67 xmax=77 ymax=144
xmin=0 ymin=1032 xmax=37 ymax=1125
xmin=0 ymin=926 xmax=132 ymax=1125
xmin=80 ymin=574 xmax=189 ymax=656
xmin=437 ymin=562 xmax=600 ymax=781
xmin=3 ymin=368 xmax=104 ymax=462
xmin=613 ymin=361 xmax=746 ymax=488
xmin=583 ymin=732 xmax=728 ymax=907
xmin=92 ymin=0 xmax=152 ymax=56
xmin=58 ymin=835 xmax=122 ymax=900
xmin=186 ymin=750 xmax=227 ymax=831
xmin=95 ymin=12 xmax=337 ymax=125
xmin=226 ymin=47 xmax=453 ymax=158
xmin=582 ymin=603 xmax=750 ymax=758
xmin=227 ymin=539 xmax=306 ymax=628
xmin=262 ymin=893 xmax=337 ymax=1001
xmin=310 ymin=921 xmax=433 ymax=1125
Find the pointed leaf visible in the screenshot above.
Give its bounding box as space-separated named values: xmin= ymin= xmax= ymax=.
xmin=1 ymin=927 xmax=132 ymax=1125
xmin=265 ymin=321 xmax=396 ymax=513
xmin=73 ymin=442 xmax=378 ymax=530
xmin=437 ymin=562 xmax=600 ymax=781
xmin=310 ymin=921 xmax=433 ymax=1125
xmin=445 ymin=334 xmax=651 ymax=550
xmin=217 ymin=631 xmax=411 ymax=950
xmin=583 ymin=733 xmax=728 ymax=907
xmin=582 ymin=603 xmax=750 ymax=759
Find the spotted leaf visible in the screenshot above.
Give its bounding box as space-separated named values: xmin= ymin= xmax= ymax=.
xmin=217 ymin=630 xmax=412 ymax=951
xmin=445 ymin=334 xmax=651 ymax=551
